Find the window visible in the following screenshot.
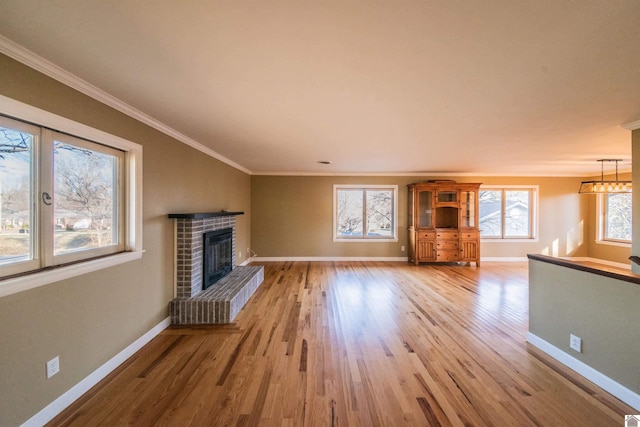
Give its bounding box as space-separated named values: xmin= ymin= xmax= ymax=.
xmin=479 ymin=186 xmax=537 ymax=239
xmin=334 ymin=185 xmax=397 ymax=241
xmin=50 ymin=131 xmax=125 ymax=262
xmin=1 ymin=117 xmax=127 ymax=276
xmin=0 ymin=95 xmax=142 ymax=295
xmin=600 ymin=193 xmax=631 ymax=243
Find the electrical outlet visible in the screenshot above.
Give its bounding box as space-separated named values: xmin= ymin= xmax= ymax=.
xmin=46 ymin=356 xmax=60 ymax=378
xmin=401 ymin=245 xmax=405 ymax=252
xmin=570 ymin=334 xmax=582 ymax=353
xmin=238 ymin=252 xmax=242 ymax=258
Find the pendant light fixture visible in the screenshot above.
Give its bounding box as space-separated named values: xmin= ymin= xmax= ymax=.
xmin=578 ymin=159 xmax=631 ymax=194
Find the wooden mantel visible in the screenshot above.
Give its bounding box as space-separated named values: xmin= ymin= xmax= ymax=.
xmin=168 ymin=211 xmax=244 ymax=219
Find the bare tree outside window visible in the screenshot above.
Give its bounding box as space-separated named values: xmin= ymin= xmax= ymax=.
xmin=337 ymin=189 xmax=363 ymax=237
xmin=505 ymin=190 xmax=530 ymax=237
xmin=366 ymin=190 xmax=392 ymax=237
xmin=480 ymin=188 xmax=534 ymax=239
xmin=605 ymin=193 xmax=631 ymax=241
xmin=479 ymin=190 xmax=501 ymax=237
xmin=54 ymin=142 xmax=118 ymax=254
xmin=0 ymin=126 xmax=33 ymax=262
xmin=336 ymin=186 xmax=396 ymax=240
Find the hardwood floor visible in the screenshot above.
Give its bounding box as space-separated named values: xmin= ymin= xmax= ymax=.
xmin=49 ymin=262 xmax=634 ymax=426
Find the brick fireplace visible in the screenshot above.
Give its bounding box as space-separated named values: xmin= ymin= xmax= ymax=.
xmin=170 ymin=212 xmax=239 ymax=298
xmin=167 ymin=211 xmax=264 ymax=324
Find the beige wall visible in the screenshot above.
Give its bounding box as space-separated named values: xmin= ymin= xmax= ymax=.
xmin=529 ymin=259 xmax=640 ymax=395
xmin=480 ymin=176 xmax=591 ymax=259
xmin=0 ymin=54 xmax=251 ymax=425
xmin=526 ymin=128 xmax=638 ymax=406
xmin=251 ymin=176 xmax=408 ymax=258
xmin=251 ymin=174 xmax=613 ymax=260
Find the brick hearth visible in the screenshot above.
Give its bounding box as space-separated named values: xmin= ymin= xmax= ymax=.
xmin=169 ymin=265 xmax=264 ymax=324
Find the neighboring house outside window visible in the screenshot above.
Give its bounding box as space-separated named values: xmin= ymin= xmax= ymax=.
xmin=479 ymin=186 xmax=537 ymax=240
xmin=599 ymin=192 xmax=631 ymax=244
xmin=333 ymin=185 xmax=398 ymax=241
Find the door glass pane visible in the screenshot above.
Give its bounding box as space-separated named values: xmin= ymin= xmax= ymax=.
xmin=504 ymin=190 xmax=530 ymax=237
xmin=479 ymin=190 xmax=502 ymax=237
xmin=53 ymin=141 xmax=119 ymax=255
xmin=0 ymin=125 xmax=34 ymax=264
xmin=605 ymin=193 xmax=631 ymax=241
xmin=336 ymin=189 xmax=363 ymax=237
xmin=366 ymin=190 xmax=392 ymax=237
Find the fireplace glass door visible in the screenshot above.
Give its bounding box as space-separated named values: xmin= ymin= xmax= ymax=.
xmin=203 ymin=228 xmax=233 ymax=290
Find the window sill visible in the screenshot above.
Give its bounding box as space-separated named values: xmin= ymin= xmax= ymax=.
xmin=334 ymin=238 xmax=399 ymax=243
xmin=595 ymin=240 xmax=631 ymax=248
xmin=0 ymin=251 xmax=144 ymax=298
xmin=481 ymin=238 xmax=539 ymax=243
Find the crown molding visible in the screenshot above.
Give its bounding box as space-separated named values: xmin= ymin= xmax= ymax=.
xmin=622 ymin=119 xmax=640 ymax=131
xmin=253 ymin=170 xmax=591 ymax=177
xmin=0 ymin=35 xmax=252 ymax=175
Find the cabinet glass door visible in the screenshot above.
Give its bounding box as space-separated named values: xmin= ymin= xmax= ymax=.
xmin=461 ymin=190 xmax=476 ymax=227
xmin=408 ymin=187 xmax=415 ymax=227
xmin=418 ymin=190 xmax=433 ymax=227
xmin=437 ymin=190 xmax=457 ymax=203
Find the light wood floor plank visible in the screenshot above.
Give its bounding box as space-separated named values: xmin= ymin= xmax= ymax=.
xmin=48 ymin=261 xmax=635 ymax=426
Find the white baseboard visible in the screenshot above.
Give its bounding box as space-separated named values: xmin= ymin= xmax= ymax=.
xmin=481 ymin=257 xmax=528 ymax=262
xmin=22 ymin=317 xmax=171 ymax=427
xmin=253 ymin=256 xmax=409 ymax=262
xmin=526 ymin=332 xmax=640 ymax=411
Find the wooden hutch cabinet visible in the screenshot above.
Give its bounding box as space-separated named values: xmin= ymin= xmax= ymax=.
xmin=408 ymin=181 xmax=481 ymax=266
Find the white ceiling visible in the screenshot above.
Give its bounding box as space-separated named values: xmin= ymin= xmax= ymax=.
xmin=1 ymin=1 xmax=639 ymax=176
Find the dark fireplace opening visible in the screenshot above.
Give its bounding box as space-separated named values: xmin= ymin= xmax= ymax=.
xmin=203 ymin=228 xmax=233 ymax=290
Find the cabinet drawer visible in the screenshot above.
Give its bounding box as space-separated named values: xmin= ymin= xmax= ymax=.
xmin=460 ymin=231 xmax=479 ymax=240
xmin=418 ymin=231 xmax=436 ymax=239
xmin=436 ymin=230 xmax=459 ymax=240
xmin=437 ymin=250 xmax=460 ymax=261
xmin=436 ymin=240 xmax=459 ymax=250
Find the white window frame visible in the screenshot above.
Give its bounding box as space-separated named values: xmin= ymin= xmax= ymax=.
xmin=479 ymin=185 xmax=538 ymax=242
xmin=596 ymin=193 xmax=631 ymax=246
xmin=46 ymin=129 xmax=126 ymax=265
xmin=0 ymin=95 xmax=143 ymax=298
xmin=333 ymin=184 xmax=398 ymax=242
